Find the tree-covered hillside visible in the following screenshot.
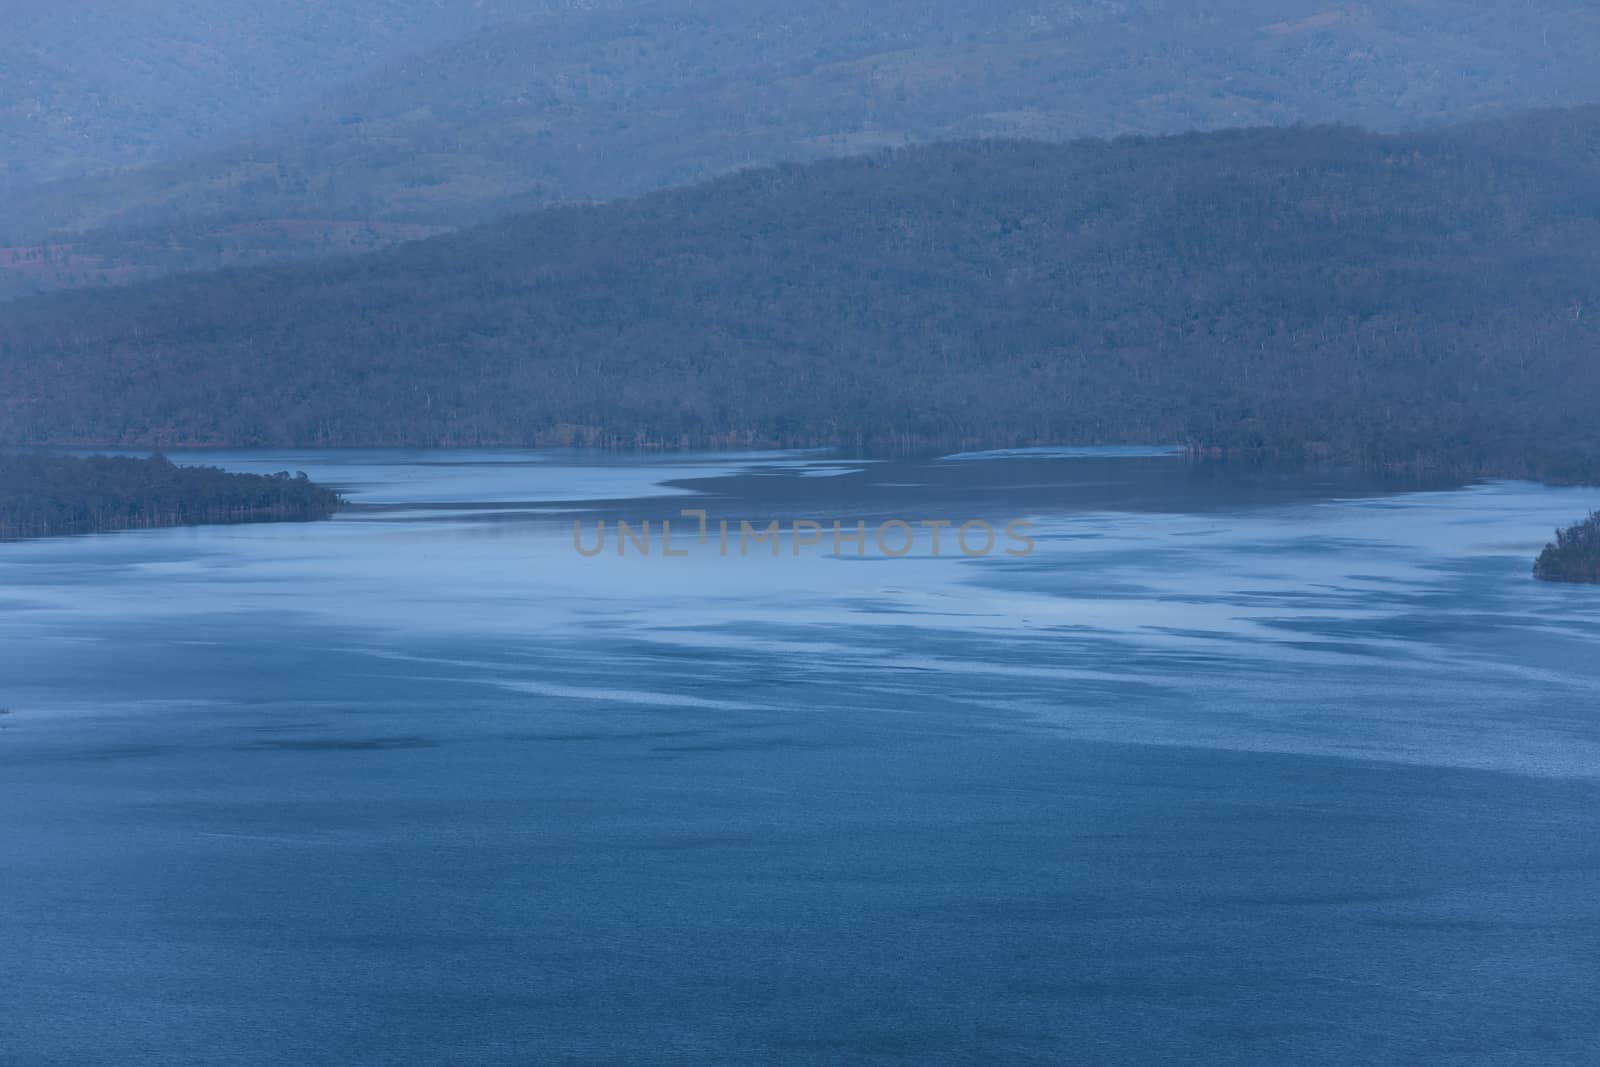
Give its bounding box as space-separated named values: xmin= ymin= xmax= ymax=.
xmin=1534 ymin=513 xmax=1600 ymax=584
xmin=5 ymin=0 xmax=1600 ymax=296
xmin=0 ymin=453 xmax=342 ymax=539
xmin=2 ymin=113 xmax=1599 ymax=478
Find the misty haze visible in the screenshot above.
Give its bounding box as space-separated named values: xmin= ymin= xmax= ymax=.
xmin=2 ymin=4 xmax=1599 ymax=1065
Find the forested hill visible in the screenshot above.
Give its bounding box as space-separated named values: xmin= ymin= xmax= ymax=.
xmin=0 ymin=453 xmax=341 ymax=539
xmin=6 ymin=0 xmax=1600 ymax=298
xmin=12 ymin=0 xmax=1599 ymax=203
xmin=2 ymin=111 xmax=1599 ymax=479
xmin=1535 ymin=513 xmax=1600 ymax=584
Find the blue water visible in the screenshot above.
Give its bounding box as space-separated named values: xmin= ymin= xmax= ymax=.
xmin=3 ymin=450 xmax=1599 ymax=1064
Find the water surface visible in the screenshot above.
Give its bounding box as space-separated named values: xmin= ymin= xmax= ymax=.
xmin=3 ymin=450 xmax=1598 ymax=1064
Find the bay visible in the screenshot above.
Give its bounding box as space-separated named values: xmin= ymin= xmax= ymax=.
xmin=2 ymin=449 xmax=1598 ymax=1064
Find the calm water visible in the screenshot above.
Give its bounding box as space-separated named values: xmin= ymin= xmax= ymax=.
xmin=3 ymin=450 xmax=1599 ymax=1065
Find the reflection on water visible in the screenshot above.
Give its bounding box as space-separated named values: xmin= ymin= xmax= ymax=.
xmin=3 ymin=450 xmax=1599 ymax=1064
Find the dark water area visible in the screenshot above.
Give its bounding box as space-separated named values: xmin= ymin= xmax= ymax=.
xmin=3 ymin=449 xmax=1599 ymax=1064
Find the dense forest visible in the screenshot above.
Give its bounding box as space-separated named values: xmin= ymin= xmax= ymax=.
xmin=0 ymin=453 xmax=342 ymax=539
xmin=5 ymin=0 xmax=1600 ymax=295
xmin=3 ymin=111 xmax=1600 ymax=480
xmin=1534 ymin=513 xmax=1600 ymax=584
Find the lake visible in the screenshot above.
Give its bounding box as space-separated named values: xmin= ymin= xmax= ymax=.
xmin=3 ymin=449 xmax=1599 ymax=1064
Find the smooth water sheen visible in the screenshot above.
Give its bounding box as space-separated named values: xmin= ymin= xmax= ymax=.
xmin=3 ymin=450 xmax=1599 ymax=1065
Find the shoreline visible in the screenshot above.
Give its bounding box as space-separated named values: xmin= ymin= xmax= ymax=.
xmin=0 ymin=452 xmax=343 ymax=542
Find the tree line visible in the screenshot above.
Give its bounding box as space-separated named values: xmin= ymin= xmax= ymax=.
xmin=2 ymin=110 xmax=1599 ymax=481
xmin=0 ymin=453 xmax=341 ymax=539
xmin=1534 ymin=513 xmax=1600 ymax=584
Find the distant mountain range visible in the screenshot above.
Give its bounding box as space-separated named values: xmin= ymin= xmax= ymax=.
xmin=3 ymin=108 xmax=1598 ymax=479
xmin=5 ymin=1 xmax=1600 ymax=298
xmin=1 ymin=0 xmax=525 ymax=189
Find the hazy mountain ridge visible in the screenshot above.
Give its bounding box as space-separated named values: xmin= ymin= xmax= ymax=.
xmin=0 ymin=219 xmax=451 ymax=296
xmin=0 ymin=0 xmax=547 ymax=188
xmin=3 ymin=110 xmax=1598 ymax=478
xmin=4 ymin=1 xmax=1599 ymax=298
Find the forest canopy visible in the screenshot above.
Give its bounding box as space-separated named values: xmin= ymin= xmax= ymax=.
xmin=2 ymin=110 xmax=1599 ymax=480
xmin=1534 ymin=513 xmax=1600 ymax=585
xmin=0 ymin=453 xmax=342 ymax=539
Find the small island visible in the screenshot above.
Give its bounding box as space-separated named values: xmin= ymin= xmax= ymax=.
xmin=0 ymin=452 xmax=342 ymax=540
xmin=1534 ymin=512 xmax=1600 ymax=584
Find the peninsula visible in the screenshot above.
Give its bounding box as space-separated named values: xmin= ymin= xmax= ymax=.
xmin=1534 ymin=513 xmax=1600 ymax=584
xmin=0 ymin=453 xmax=342 ymax=540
